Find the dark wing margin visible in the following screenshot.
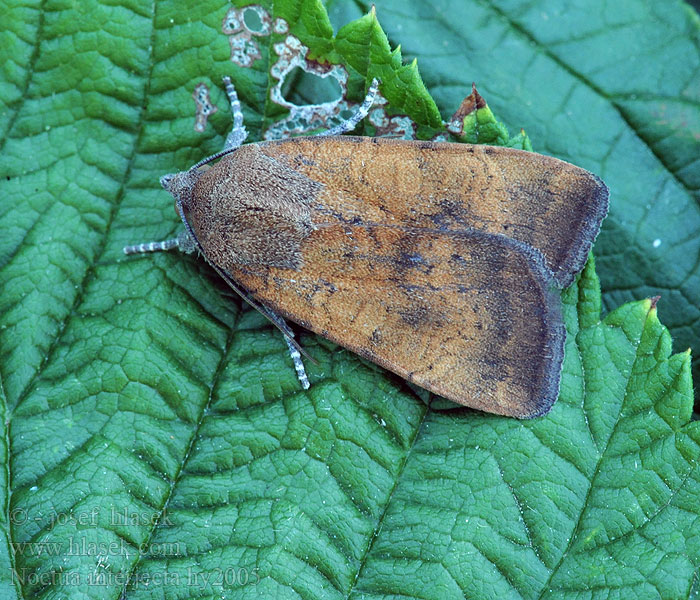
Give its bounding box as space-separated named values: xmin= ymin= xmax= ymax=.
xmin=501 ymin=234 xmax=565 ymax=418
xmin=552 ymin=170 xmax=608 ymax=288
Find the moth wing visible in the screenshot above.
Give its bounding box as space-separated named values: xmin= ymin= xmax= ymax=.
xmin=187 ymin=139 xmax=580 ymax=417
xmin=260 ymin=136 xmax=608 ymax=287
xmin=227 ymin=225 xmax=565 ymax=418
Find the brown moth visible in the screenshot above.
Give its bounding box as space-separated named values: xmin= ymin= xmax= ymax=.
xmin=125 ymin=78 xmax=608 ymax=418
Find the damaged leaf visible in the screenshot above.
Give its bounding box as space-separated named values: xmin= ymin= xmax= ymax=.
xmin=1 ymin=1 xmax=699 ymax=599
xmin=447 ymin=83 xmax=532 ymax=149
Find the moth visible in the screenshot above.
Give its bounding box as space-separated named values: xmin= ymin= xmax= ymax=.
xmin=125 ymin=78 xmax=608 ymax=418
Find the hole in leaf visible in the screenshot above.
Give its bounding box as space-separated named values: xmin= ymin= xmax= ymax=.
xmin=243 ymin=8 xmax=264 ymax=33
xmin=281 ymin=67 xmax=342 ymax=106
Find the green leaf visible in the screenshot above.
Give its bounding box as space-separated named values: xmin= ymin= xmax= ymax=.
xmin=445 ymin=83 xmax=532 ymax=148
xmin=342 ymin=0 xmax=700 ymax=405
xmin=1 ymin=1 xmax=699 ymax=599
xmin=353 ymin=265 xmax=700 ymax=600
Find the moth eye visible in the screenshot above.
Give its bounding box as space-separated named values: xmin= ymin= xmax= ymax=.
xmin=160 ymin=174 xmax=174 ymax=190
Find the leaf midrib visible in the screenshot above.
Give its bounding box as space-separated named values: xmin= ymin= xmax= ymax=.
xmin=344 ymin=399 xmax=429 ymax=599
xmin=116 ymin=299 xmax=242 ymax=600
xmin=5 ymin=0 xmax=161 ymax=597
xmin=0 ymin=0 xmax=47 ymax=150
xmin=537 ymin=305 xmax=653 ymax=598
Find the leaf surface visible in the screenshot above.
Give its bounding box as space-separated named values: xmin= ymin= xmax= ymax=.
xmin=343 ymin=0 xmax=700 ymax=403
xmin=1 ymin=1 xmax=699 ymax=598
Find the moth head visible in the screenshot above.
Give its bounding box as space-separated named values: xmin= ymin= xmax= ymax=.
xmin=160 ymin=169 xmax=201 ymax=215
xmin=122 ymin=166 xmax=205 ymax=257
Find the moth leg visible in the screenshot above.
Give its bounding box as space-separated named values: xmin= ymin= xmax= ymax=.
xmin=283 ymin=335 xmax=310 ymax=390
xmin=263 ymin=308 xmax=310 ymax=390
xmin=317 ymin=78 xmax=380 ymax=137
xmin=222 ymin=76 xmax=249 ymax=151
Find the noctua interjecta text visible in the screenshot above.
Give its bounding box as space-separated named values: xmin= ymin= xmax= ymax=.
xmin=124 ymin=78 xmax=608 ymax=418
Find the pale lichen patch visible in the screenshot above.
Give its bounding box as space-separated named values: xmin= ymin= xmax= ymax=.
xmin=192 ymin=83 xmax=218 ymax=133
xmin=222 ymin=5 xmax=271 ymax=67
xmin=273 ymin=18 xmax=288 ymax=34
xmin=367 ymin=92 xmax=417 ymax=140
xmin=265 ymin=34 xmax=359 ymax=140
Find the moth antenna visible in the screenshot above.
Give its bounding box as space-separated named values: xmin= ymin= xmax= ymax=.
xmin=261 ymin=305 xmax=318 ymax=371
xmin=210 ymin=260 xmax=318 ymax=368
xmin=222 ymin=75 xmax=248 ymax=151
xmin=189 ymin=146 xmax=240 ymax=172
xmin=212 ymin=263 xmax=314 ymax=357
xmin=180 ymin=76 xmax=252 ymax=175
